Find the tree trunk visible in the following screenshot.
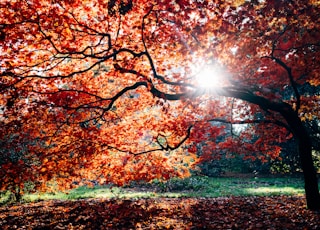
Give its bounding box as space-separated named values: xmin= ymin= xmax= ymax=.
xmin=280 ymin=105 xmax=320 ymax=210
xmin=299 ymin=135 xmax=320 ymax=210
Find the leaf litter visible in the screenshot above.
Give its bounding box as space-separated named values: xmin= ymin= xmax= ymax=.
xmin=0 ymin=195 xmax=319 ymax=229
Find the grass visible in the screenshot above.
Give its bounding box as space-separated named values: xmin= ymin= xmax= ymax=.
xmin=0 ymin=176 xmax=308 ymax=204
xmin=193 ymin=177 xmax=305 ymax=197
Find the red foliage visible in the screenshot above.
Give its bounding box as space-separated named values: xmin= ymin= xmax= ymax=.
xmin=1 ymin=0 xmax=320 ymax=207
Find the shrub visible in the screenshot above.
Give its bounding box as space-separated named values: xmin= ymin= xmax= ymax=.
xmin=153 ymin=176 xmax=208 ymax=192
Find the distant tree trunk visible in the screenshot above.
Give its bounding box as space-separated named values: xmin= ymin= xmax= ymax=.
xmin=14 ymin=190 xmax=22 ymax=202
xmin=8 ymin=182 xmax=22 ymax=203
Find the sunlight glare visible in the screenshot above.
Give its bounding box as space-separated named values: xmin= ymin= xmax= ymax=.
xmin=195 ymin=62 xmax=227 ymax=89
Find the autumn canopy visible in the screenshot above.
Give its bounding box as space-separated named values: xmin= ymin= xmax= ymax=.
xmin=0 ymin=0 xmax=320 ymax=209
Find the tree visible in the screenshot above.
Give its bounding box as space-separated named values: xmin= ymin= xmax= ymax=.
xmin=0 ymin=117 xmax=42 ymax=201
xmin=0 ymin=0 xmax=319 ymax=209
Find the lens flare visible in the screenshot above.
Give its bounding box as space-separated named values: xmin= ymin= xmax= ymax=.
xmin=195 ymin=62 xmax=227 ymax=89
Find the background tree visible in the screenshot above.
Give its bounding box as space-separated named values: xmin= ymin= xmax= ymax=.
xmin=0 ymin=0 xmax=319 ymax=209
xmin=0 ymin=106 xmax=43 ymax=201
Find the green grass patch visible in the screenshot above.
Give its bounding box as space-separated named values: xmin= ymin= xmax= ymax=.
xmin=192 ymin=177 xmax=305 ymax=197
xmin=0 ymin=176 xmax=310 ymax=204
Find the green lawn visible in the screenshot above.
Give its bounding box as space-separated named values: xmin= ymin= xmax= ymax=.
xmin=0 ymin=176 xmax=308 ymax=204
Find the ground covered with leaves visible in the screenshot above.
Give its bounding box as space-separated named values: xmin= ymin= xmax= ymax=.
xmin=0 ymin=196 xmax=319 ymax=229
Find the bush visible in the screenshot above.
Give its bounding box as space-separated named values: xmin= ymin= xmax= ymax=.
xmin=196 ymin=160 xmax=225 ymax=177
xmin=152 ymin=176 xmax=208 ymax=192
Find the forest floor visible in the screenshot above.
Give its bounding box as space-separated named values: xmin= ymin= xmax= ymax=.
xmin=1 ymin=175 xmax=319 ymax=229
xmin=1 ymin=195 xmax=319 ymax=229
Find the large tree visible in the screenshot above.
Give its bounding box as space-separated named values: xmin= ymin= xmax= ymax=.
xmin=1 ymin=0 xmax=319 ymax=209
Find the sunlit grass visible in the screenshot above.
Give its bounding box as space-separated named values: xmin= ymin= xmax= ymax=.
xmin=194 ymin=177 xmax=306 ymax=197
xmin=21 ymin=187 xmax=187 ymax=203
xmin=245 ymin=187 xmax=305 ymax=196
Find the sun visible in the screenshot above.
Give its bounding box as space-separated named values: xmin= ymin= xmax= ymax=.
xmin=194 ymin=62 xmax=227 ymax=89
